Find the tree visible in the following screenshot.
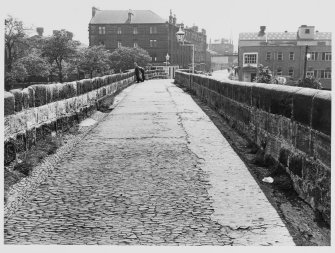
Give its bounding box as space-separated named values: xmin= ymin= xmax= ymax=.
xmin=253 ymin=64 xmax=273 ymax=84
xmin=109 ymin=46 xmax=151 ymax=72
xmin=42 ymin=30 xmax=79 ymax=83
xmin=78 ymin=45 xmax=112 ymax=78
xmin=298 ymin=75 xmax=323 ymax=89
xmin=5 ymin=16 xmax=28 ymax=72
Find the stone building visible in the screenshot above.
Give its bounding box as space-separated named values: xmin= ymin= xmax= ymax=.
xmin=88 ymin=8 xmax=208 ymax=71
xmin=238 ymin=25 xmax=332 ymax=89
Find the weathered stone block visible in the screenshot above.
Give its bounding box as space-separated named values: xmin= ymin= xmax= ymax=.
xmin=294 ymin=123 xmax=311 ymax=155
xmin=4 ymin=139 xmax=16 ymax=165
xmin=31 ymin=85 xmax=47 ymax=107
xmin=311 ymin=91 xmax=331 ymax=136
xmin=311 ymin=131 xmax=331 ymax=168
xmin=22 ymin=88 xmax=30 ymax=109
xmin=270 ymin=87 xmax=297 ymax=118
xmin=278 ymin=147 xmax=291 ymax=167
xmin=4 ymin=92 xmax=15 ymax=116
xmin=49 ymin=83 xmax=60 ymax=102
xmin=288 ymin=154 xmax=304 ymax=178
xmin=46 ymin=84 xmax=53 ymax=104
xmin=35 ymin=126 xmax=44 ymax=142
xmin=27 ymin=86 xmax=35 ymax=108
xmin=293 ymin=88 xmax=318 ymax=126
xmin=10 ymin=89 xmax=23 ymax=112
xmin=15 ymin=132 xmax=26 ymax=153
xmin=265 ymin=136 xmax=281 ymax=160
xmin=26 ymin=128 xmax=36 ymax=149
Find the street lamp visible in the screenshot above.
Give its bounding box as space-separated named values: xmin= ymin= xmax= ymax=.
xmin=176 ymin=26 xmax=194 ymax=74
xmin=303 ymin=45 xmax=311 ymax=79
xmin=165 ymin=53 xmax=170 ymax=66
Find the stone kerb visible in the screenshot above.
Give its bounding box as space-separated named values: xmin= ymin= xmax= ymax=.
xmin=174 ymin=71 xmax=331 ymax=224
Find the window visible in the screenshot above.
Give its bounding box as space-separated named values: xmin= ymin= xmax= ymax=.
xmin=117 ymin=41 xmax=122 ymax=48
xmin=308 ymin=52 xmax=318 ymax=61
xmin=320 ymin=70 xmax=331 ymax=79
xmin=306 ymin=70 xmax=314 ymax=77
xmin=266 ymin=52 xmax=271 ymax=61
xmin=305 ymin=29 xmax=310 ymax=34
xmin=117 ymin=27 xmax=122 ymax=34
xmin=322 ymin=52 xmax=331 ymax=61
xmin=150 ymin=40 xmax=157 ymax=47
xmin=151 ymin=54 xmax=157 ymax=62
xmin=277 ymin=68 xmax=282 ymax=76
xmin=98 ymin=26 xmax=105 ymax=35
xmin=150 ymin=26 xmax=157 ymax=34
xmin=277 ymin=52 xmax=283 ymax=61
xmin=243 ymin=53 xmax=257 ymax=66
xmin=289 ymin=52 xmax=294 ymax=60
xmin=99 ymin=40 xmax=105 ymax=45
xmin=288 ymin=69 xmax=294 ymax=77
xmin=133 ymin=42 xmax=138 ymax=48
xmin=133 ymin=27 xmax=138 ymax=34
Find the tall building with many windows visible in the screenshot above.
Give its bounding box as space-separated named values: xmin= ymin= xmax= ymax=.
xmin=238 ymin=25 xmax=332 ymax=89
xmin=88 ymin=8 xmax=208 ymax=71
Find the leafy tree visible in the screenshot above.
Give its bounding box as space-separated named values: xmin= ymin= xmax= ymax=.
xmin=5 ymin=16 xmax=28 ymax=72
xmin=253 ymin=64 xmax=273 ymax=84
xmin=42 ymin=30 xmax=79 ymax=82
xmin=78 ymin=45 xmax=112 ymax=78
xmin=110 ymin=46 xmax=151 ymax=72
xmin=298 ymin=75 xmax=323 ymax=89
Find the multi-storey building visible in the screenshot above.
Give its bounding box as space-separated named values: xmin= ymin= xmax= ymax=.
xmin=238 ymin=25 xmax=332 ymax=89
xmin=208 ymin=38 xmax=234 ymax=54
xmin=89 ymin=8 xmax=208 ymax=71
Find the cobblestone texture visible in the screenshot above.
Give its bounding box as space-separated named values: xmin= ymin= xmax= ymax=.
xmin=4 ymin=80 xmax=295 ymax=245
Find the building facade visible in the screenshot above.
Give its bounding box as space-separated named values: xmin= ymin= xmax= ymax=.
xmin=89 ymin=8 xmax=208 ymax=71
xmin=238 ymin=25 xmax=332 ymax=89
xmin=208 ymin=38 xmax=234 ymax=54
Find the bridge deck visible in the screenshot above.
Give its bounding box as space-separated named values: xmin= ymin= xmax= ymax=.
xmin=5 ymin=79 xmax=294 ymax=245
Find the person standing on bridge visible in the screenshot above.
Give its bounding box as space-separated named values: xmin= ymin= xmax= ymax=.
xmin=134 ymin=62 xmax=145 ymax=83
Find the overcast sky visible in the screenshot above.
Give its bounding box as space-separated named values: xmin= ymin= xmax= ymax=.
xmin=2 ymin=0 xmax=334 ymax=48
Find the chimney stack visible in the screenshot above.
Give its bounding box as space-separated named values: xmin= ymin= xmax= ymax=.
xmin=169 ymin=10 xmax=173 ymax=23
xmin=173 ymin=14 xmax=176 ymax=25
xmin=127 ymin=9 xmax=134 ymax=23
xmin=36 ymin=27 xmax=44 ymax=36
xmin=92 ymin=7 xmax=98 ymax=18
xmin=258 ymin=26 xmax=266 ymax=36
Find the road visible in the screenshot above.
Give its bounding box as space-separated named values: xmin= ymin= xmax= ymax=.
xmin=4 ymin=79 xmax=294 ymax=245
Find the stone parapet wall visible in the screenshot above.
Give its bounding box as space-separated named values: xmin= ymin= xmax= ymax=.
xmin=175 ymin=70 xmax=331 ymax=224
xmin=4 ymin=69 xmax=166 ymax=166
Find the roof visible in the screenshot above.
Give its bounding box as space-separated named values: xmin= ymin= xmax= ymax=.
xmin=90 ymin=10 xmax=166 ymax=24
xmin=239 ymin=32 xmax=331 ymax=41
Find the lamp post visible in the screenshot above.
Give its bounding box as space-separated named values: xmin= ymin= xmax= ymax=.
xmin=303 ymin=45 xmax=311 ymax=79
xmin=165 ymin=53 xmax=170 ymax=67
xmin=176 ymin=26 xmax=194 ymax=74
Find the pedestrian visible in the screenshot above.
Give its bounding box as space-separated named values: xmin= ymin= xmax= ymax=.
xmin=134 ymin=62 xmax=142 ymax=83
xmin=134 ymin=62 xmax=145 ymax=83
xmin=139 ymin=66 xmax=145 ymax=82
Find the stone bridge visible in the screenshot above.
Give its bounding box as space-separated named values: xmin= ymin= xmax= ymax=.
xmin=3 ymin=69 xmax=331 ymax=245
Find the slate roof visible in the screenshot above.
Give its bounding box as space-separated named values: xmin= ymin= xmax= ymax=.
xmin=239 ymin=32 xmax=331 ymax=41
xmin=90 ymin=10 xmax=167 ymax=24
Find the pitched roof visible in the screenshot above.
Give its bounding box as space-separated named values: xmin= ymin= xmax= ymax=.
xmin=239 ymin=32 xmax=331 ymax=41
xmin=90 ymin=10 xmax=166 ymax=24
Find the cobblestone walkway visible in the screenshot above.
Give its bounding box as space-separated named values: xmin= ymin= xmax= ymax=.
xmin=4 ymin=80 xmax=295 ymax=245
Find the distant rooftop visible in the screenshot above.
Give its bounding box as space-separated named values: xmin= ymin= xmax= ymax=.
xmin=239 ymin=32 xmax=331 ymax=41
xmin=90 ymin=10 xmax=166 ymax=24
